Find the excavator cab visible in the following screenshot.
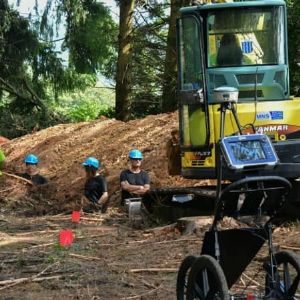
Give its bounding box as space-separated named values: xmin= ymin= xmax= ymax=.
xmin=142 ymin=1 xmax=300 ymax=223
xmin=176 ymin=0 xmax=300 ymax=181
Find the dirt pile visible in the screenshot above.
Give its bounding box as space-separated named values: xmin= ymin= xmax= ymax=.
xmin=0 ymin=112 xmax=201 ymax=214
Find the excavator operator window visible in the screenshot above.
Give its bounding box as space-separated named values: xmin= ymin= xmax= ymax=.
xmin=178 ymin=16 xmax=204 ymax=91
xmin=207 ymin=6 xmax=285 ymax=67
xmin=178 ymin=16 xmax=209 ymax=149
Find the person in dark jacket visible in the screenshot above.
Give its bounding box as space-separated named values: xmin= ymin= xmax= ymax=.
xmin=82 ymin=157 xmax=108 ymax=213
xmin=120 ymin=149 xmax=150 ymax=205
xmin=20 ymin=154 xmax=47 ymax=185
xmin=166 ymin=128 xmax=181 ymax=175
xmin=217 ymin=33 xmax=243 ymax=66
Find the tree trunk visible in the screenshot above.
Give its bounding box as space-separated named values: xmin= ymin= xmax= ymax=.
xmin=161 ymin=0 xmax=193 ymax=113
xmin=115 ymin=0 xmax=135 ymax=121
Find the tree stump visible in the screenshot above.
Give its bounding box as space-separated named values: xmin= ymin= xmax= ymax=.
xmin=176 ymin=216 xmax=212 ymax=235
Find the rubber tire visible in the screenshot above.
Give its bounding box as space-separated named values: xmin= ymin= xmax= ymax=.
xmin=177 ymin=255 xmax=197 ymax=300
xmin=265 ymin=250 xmax=300 ymax=299
xmin=186 ymin=255 xmax=229 ymax=300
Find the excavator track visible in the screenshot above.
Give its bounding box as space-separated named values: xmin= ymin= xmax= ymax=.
xmin=141 ymin=180 xmax=300 ymax=223
xmin=141 ymin=186 xmax=218 ymax=223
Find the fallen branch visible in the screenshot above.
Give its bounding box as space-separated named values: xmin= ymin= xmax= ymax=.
xmin=0 ymin=187 xmax=15 ymax=194
xmin=76 ymin=233 xmax=117 ymax=240
xmin=121 ymin=283 xmax=162 ymax=299
xmin=28 ymin=242 xmax=56 ymax=249
xmin=80 ymin=217 xmax=105 ymax=222
xmin=129 ymin=268 xmax=177 ymax=273
xmin=281 ymin=245 xmax=300 ymax=251
xmin=132 ymin=274 xmax=157 ymax=289
xmin=0 ymin=275 xmax=62 ymax=287
xmin=99 ymin=237 xmax=199 ymax=247
xmin=2 ymin=257 xmax=45 ymax=264
xmin=27 ymin=232 xmax=115 ymax=250
xmin=241 ymin=272 xmax=262 ymax=288
xmin=68 ymin=253 xmax=102 ymax=261
xmin=2 ymin=171 xmax=33 ymax=185
xmin=143 ymin=223 xmax=176 ymax=235
xmin=0 ymin=263 xmax=57 ymax=290
xmin=14 ymin=229 xmax=58 ymax=236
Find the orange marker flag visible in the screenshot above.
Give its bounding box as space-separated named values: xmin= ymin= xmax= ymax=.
xmin=59 ymin=229 xmax=74 ymax=247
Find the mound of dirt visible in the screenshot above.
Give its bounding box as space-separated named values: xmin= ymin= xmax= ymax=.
xmin=0 ymin=112 xmax=203 ymax=214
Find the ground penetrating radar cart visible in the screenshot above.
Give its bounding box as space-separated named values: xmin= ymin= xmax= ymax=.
xmin=176 ymin=88 xmax=300 ymax=299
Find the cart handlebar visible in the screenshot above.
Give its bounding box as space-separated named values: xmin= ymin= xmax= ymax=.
xmin=215 ymin=175 xmax=292 ymax=220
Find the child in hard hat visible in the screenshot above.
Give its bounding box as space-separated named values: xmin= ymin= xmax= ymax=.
xmin=120 ymin=149 xmax=150 ymax=206
xmin=20 ymin=154 xmax=47 ymax=185
xmin=82 ymin=157 xmax=108 ymax=213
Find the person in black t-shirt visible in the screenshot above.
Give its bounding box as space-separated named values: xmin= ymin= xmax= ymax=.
xmin=120 ymin=149 xmax=150 ymax=205
xmin=20 ymin=154 xmax=48 ymax=185
xmin=82 ymin=157 xmax=108 ymax=213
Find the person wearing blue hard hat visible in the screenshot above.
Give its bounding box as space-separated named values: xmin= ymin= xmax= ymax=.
xmin=82 ymin=156 xmax=108 ymax=213
xmin=20 ymin=154 xmax=47 ymax=185
xmin=120 ymin=149 xmax=150 ymax=205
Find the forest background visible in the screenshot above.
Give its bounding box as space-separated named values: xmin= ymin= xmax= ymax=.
xmin=0 ymin=0 xmax=299 ymax=138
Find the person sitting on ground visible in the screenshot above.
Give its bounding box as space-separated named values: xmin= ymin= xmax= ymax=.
xmin=82 ymin=157 xmax=108 ymax=213
xmin=20 ymin=154 xmax=48 ymax=185
xmin=120 ymin=149 xmax=150 ymax=206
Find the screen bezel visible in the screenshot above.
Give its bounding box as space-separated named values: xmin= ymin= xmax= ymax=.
xmin=220 ymin=134 xmax=278 ymax=170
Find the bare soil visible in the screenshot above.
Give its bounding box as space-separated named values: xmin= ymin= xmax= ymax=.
xmin=0 ymin=113 xmax=299 ymax=299
xmin=0 ymin=112 xmax=203 ymax=215
xmin=0 ymin=210 xmax=299 ymax=299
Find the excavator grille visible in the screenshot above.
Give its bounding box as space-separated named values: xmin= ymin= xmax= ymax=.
xmin=191 ymin=160 xmax=205 ymax=166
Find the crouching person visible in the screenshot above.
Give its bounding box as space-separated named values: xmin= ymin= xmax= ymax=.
xmin=82 ymin=157 xmax=108 ymax=213
xmin=21 ymin=154 xmax=48 ymax=185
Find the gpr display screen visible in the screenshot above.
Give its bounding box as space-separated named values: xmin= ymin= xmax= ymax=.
xmin=220 ymin=134 xmax=278 ymax=170
xmin=229 ymin=140 xmax=266 ymax=163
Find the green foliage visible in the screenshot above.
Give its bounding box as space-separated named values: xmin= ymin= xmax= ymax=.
xmin=0 ymin=3 xmax=39 ymax=76
xmin=129 ymin=1 xmax=169 ymax=118
xmin=66 ymin=1 xmax=118 ymax=77
xmin=286 ymin=0 xmax=300 ymax=95
xmin=67 ymin=100 xmax=105 ymax=122
xmin=54 ymin=85 xmax=115 ymax=122
xmin=0 ymin=103 xmax=67 ymax=138
xmin=0 ymin=0 xmax=117 ymax=138
xmin=31 ymin=0 xmax=118 ymax=78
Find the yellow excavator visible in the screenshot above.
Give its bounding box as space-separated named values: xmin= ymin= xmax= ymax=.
xmin=142 ymin=0 xmax=300 ymax=222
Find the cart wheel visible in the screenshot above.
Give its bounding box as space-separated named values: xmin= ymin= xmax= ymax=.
xmin=186 ymin=255 xmax=229 ymax=300
xmin=177 ymin=255 xmax=197 ymax=300
xmin=265 ymin=250 xmax=300 ymax=298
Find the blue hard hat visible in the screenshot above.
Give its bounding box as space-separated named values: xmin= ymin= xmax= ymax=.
xmin=129 ymin=149 xmax=143 ymax=159
xmin=82 ymin=157 xmax=100 ymax=169
xmin=24 ymin=154 xmax=39 ymax=164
